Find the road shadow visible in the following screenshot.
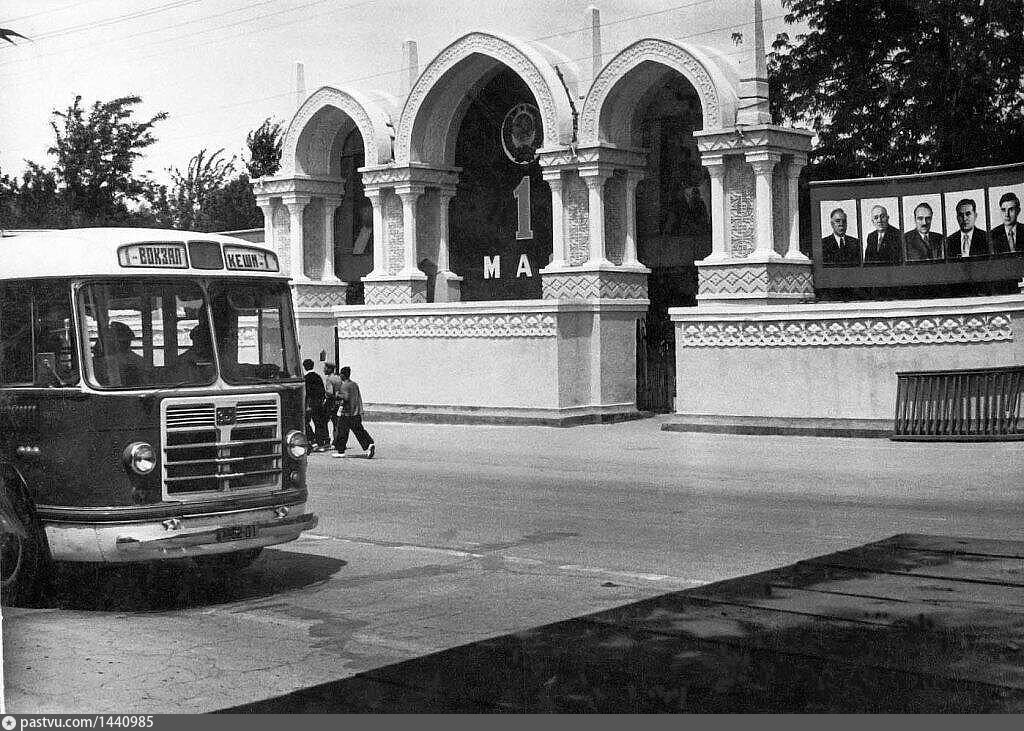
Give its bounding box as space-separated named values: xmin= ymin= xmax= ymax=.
xmin=34 ymin=548 xmax=345 ymax=612
xmin=220 ymin=534 xmax=1024 ymax=713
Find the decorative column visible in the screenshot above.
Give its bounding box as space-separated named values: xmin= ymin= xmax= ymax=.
xmin=321 ymin=197 xmax=344 ymax=283
xmin=579 ymin=167 xmax=613 ymax=267
xmin=258 ymin=202 xmax=277 ymax=252
xmin=703 ymin=156 xmax=727 ymax=262
xmin=396 ymin=184 xmax=424 ymax=278
xmin=282 ymin=195 xmax=310 ymax=281
xmin=746 ymin=151 xmax=782 ymax=259
xmin=693 ymin=126 xmax=814 ymax=304
xmin=622 ymin=171 xmax=643 ymax=268
xmin=364 ymin=189 xmax=386 ymax=278
xmin=541 ymin=169 xmax=567 ymax=269
xmin=785 ymin=154 xmax=808 ymax=260
xmin=434 ymin=186 xmax=462 ymax=302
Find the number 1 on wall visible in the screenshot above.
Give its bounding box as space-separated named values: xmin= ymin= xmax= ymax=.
xmin=513 ymin=175 xmax=533 ymax=240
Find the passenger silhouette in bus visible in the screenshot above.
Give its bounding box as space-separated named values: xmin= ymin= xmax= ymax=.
xmin=173 ymin=323 xmax=215 ymax=382
xmin=34 ymin=302 xmax=76 ymax=386
xmin=94 ymin=321 xmax=148 ymax=387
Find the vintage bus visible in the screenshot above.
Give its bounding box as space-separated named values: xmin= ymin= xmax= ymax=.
xmin=0 ymin=229 xmax=317 ymax=604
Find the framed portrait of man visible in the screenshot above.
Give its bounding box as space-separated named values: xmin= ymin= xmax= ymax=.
xmin=900 ymin=193 xmax=945 ymax=262
xmin=818 ymin=199 xmax=861 ymax=267
xmin=943 ymin=189 xmax=988 ymax=259
xmin=987 ymin=182 xmax=1024 ymax=255
xmin=859 ymin=196 xmax=902 ymax=266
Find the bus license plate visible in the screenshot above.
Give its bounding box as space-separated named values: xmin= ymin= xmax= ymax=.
xmin=216 ymin=525 xmax=259 ymax=542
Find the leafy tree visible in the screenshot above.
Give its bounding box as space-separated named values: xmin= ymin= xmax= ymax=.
xmin=202 ymin=174 xmax=261 ymax=231
xmin=166 ymin=148 xmax=236 ymax=230
xmin=245 ymin=118 xmax=284 ymax=179
xmin=49 ymin=95 xmax=168 ymax=224
xmin=769 ymin=0 xmax=1024 ymax=179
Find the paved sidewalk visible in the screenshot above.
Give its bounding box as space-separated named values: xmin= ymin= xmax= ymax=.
xmin=224 ymin=533 xmax=1024 ymax=713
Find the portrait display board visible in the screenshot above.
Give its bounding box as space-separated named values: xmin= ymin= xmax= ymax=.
xmin=810 ymin=162 xmax=1024 ymax=290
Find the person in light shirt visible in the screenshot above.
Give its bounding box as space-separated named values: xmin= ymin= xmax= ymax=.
xmin=945 ymin=198 xmax=990 ymax=259
xmin=989 ymin=192 xmax=1024 ymax=254
xmin=821 ymin=208 xmax=861 ymax=266
xmin=864 ymin=205 xmax=902 ymax=265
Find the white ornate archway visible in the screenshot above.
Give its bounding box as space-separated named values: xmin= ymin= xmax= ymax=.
xmin=394 ymin=32 xmax=576 ymax=166
xmin=279 ymin=85 xmax=394 ymax=176
xmin=578 ymin=39 xmax=738 ymax=147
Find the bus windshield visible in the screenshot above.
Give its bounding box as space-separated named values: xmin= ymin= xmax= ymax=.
xmin=77 ymin=279 xmax=300 ymax=389
xmin=208 ymin=280 xmax=300 ymax=385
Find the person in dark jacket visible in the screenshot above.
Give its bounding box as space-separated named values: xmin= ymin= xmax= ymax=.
xmin=821 ymin=208 xmax=862 ymax=266
xmin=903 ymin=202 xmax=945 ymax=261
xmin=990 ymin=192 xmax=1024 ymax=254
xmin=303 ymin=359 xmax=329 ymax=451
xmin=946 ymin=198 xmax=990 ymax=259
xmin=864 ymin=205 xmax=902 ymax=265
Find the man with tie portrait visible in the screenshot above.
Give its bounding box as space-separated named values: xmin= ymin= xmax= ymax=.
xmin=903 ymin=202 xmax=945 ymax=261
xmin=945 ymin=198 xmax=990 ymax=259
xmin=820 ymin=207 xmax=861 ymax=266
xmin=864 ymin=204 xmax=902 ymax=265
xmin=989 ymin=192 xmax=1024 ymax=255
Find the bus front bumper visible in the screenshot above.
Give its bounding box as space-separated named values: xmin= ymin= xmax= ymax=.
xmin=43 ymin=502 xmax=318 ymax=563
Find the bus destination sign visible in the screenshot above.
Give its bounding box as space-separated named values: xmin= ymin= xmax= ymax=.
xmin=224 ymin=245 xmax=279 ymax=272
xmin=118 ymin=243 xmax=188 ymax=268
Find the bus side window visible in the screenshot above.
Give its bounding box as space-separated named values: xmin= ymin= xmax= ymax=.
xmin=32 ymin=287 xmax=78 ymax=387
xmin=0 ymin=283 xmax=34 ymax=385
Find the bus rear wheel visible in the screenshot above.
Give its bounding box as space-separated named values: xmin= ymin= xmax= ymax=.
xmin=1 ymin=490 xmax=46 ymax=606
xmin=193 ymin=547 xmax=263 ymax=575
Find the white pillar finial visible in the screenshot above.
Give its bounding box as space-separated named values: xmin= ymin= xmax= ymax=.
xmin=403 ymin=40 xmax=419 ymax=96
xmin=589 ymin=6 xmax=602 ymax=80
xmin=294 ymin=62 xmax=306 ymax=109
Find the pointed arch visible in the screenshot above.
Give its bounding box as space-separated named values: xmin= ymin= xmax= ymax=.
xmin=394 ymin=32 xmax=576 ymax=166
xmin=279 ymin=86 xmax=394 ymax=177
xmin=579 ymin=39 xmax=739 ymax=146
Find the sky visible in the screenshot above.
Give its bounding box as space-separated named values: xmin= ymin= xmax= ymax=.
xmin=0 ymin=0 xmax=794 ymax=187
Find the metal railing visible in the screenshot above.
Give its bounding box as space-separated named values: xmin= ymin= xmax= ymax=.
xmin=893 ymin=365 xmax=1024 ymax=440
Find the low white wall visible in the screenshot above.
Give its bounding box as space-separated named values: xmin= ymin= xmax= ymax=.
xmin=332 ymin=299 xmax=646 ymax=420
xmin=295 ymin=309 xmax=337 ymax=365
xmin=670 ymin=294 xmax=1024 ymax=424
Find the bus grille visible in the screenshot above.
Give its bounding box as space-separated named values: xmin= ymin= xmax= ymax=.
xmin=161 ymin=395 xmax=282 ymax=499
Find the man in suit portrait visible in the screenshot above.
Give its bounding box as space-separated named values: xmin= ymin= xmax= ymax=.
xmin=946 ymin=198 xmax=990 ymax=258
xmin=821 ymin=208 xmax=861 ymax=266
xmin=864 ymin=204 xmax=902 ymax=265
xmin=903 ymin=202 xmax=944 ymax=261
xmin=989 ymin=192 xmax=1024 ymax=254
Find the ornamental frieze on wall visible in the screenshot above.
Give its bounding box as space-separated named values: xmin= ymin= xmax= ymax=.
xmin=697 ymin=265 xmax=814 ymax=296
xmin=336 ymin=312 xmax=558 ymax=339
xmin=293 ymin=284 xmax=348 ymax=309
xmin=542 ymin=272 xmax=649 ymax=300
xmin=678 ymin=312 xmax=1015 ymax=348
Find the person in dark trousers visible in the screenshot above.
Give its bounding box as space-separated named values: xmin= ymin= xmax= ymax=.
xmin=332 ymin=366 xmax=375 ymax=458
xmin=302 ymin=359 xmax=329 ymax=451
xmin=323 ymin=362 xmax=343 ymax=447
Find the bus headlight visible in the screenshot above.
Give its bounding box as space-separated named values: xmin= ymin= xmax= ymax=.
xmin=123 ymin=442 xmax=157 ymax=475
xmin=285 ymin=430 xmax=310 ymax=459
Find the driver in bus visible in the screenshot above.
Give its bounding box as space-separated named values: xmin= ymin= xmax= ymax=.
xmin=94 ymin=321 xmax=148 ymax=387
xmin=174 ymin=323 xmax=215 ymax=380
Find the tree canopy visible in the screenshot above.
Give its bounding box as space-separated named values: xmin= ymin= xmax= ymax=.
xmin=245 ymin=118 xmax=284 ymax=179
xmin=769 ymin=0 xmax=1024 ymax=179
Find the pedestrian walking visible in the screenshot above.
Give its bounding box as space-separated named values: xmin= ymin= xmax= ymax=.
xmin=302 ymin=359 xmax=329 ymax=451
xmin=332 ymin=366 xmax=375 ymax=458
xmin=323 ymin=362 xmax=343 ymax=448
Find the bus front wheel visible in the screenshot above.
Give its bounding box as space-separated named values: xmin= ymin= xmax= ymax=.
xmin=1 ymin=480 xmax=47 ymax=606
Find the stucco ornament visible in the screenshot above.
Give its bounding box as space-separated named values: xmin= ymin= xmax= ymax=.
xmin=579 ymin=38 xmax=736 ymax=146
xmin=678 ymin=313 xmax=1014 ymax=347
xmin=280 ymin=86 xmax=394 ymax=176
xmin=395 ymin=32 xmax=574 ymax=164
xmin=336 ymin=313 xmax=558 ymax=339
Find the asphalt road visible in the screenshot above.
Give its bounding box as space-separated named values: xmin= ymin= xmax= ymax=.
xmin=4 ymin=417 xmax=1023 ymax=712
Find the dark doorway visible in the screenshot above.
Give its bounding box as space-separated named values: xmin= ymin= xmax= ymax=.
xmin=632 ymin=70 xmax=709 ymax=413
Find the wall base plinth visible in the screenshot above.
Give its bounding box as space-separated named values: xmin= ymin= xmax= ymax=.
xmin=363 ymin=275 xmax=428 ymax=304
xmin=363 ymin=402 xmax=650 ymax=427
xmin=541 ymin=266 xmax=650 ymax=300
xmin=669 ymin=294 xmax=1024 ymax=436
xmin=292 ymin=282 xmax=348 ymax=309
xmin=696 ymin=258 xmax=813 ymax=303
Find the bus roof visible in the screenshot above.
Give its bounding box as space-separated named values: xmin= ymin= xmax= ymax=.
xmin=0 ymin=228 xmax=286 ymax=280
